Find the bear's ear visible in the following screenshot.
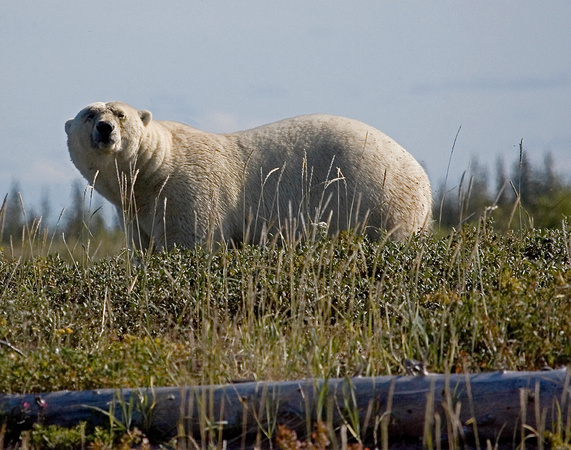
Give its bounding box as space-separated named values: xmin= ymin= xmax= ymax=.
xmin=65 ymin=119 xmax=73 ymax=136
xmin=139 ymin=110 xmax=152 ymax=126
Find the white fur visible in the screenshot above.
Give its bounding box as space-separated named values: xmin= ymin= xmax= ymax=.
xmin=66 ymin=101 xmax=432 ymax=249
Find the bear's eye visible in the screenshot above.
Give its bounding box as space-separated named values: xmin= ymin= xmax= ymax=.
xmin=85 ymin=112 xmax=95 ymax=121
xmin=116 ymin=112 xmax=125 ymax=120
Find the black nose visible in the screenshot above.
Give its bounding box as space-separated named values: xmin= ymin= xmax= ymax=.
xmin=96 ymin=121 xmax=113 ymax=136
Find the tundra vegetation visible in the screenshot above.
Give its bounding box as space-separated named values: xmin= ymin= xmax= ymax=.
xmin=0 ymin=152 xmax=570 ymax=448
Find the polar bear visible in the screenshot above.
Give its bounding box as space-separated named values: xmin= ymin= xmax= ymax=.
xmin=65 ymin=101 xmax=431 ymax=250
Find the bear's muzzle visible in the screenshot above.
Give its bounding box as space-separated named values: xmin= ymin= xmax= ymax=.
xmin=93 ymin=120 xmax=119 ymax=150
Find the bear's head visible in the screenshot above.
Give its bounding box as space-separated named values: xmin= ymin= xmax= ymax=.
xmin=65 ymin=101 xmax=152 ymax=183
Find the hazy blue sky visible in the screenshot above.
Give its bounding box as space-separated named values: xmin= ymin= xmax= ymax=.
xmin=1 ymin=1 xmax=570 ymax=220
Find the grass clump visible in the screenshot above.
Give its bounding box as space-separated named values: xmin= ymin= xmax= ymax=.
xmin=26 ymin=422 xmax=150 ymax=450
xmin=1 ymin=220 xmax=570 ymax=390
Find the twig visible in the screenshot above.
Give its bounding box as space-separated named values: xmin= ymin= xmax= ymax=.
xmin=0 ymin=339 xmax=25 ymax=356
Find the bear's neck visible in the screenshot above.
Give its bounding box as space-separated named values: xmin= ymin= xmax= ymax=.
xmin=131 ymin=121 xmax=172 ymax=182
xmin=101 ymin=122 xmax=172 ymax=210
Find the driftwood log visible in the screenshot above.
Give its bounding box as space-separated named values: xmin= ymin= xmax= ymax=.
xmin=0 ymin=369 xmax=569 ymax=447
